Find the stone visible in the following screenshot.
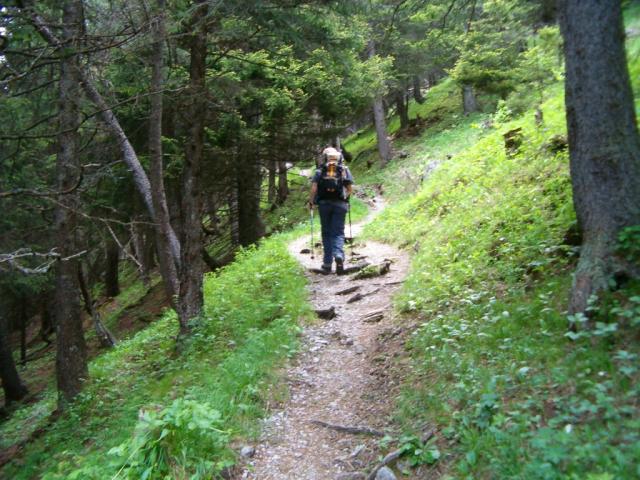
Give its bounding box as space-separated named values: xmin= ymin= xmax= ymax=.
xmin=315 ymin=306 xmax=336 ymax=320
xmin=336 ymin=473 xmax=366 ymax=480
xmin=240 ymin=445 xmax=256 ymax=458
xmin=375 ymin=466 xmax=398 ymax=480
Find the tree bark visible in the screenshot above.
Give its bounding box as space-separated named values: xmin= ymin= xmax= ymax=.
xmin=19 ymin=302 xmax=27 ymax=366
xmin=277 ymin=160 xmax=289 ymax=205
xmin=413 ymin=76 xmax=425 ymax=104
xmin=237 ymin=156 xmax=266 ymax=246
xmin=559 ymin=0 xmax=640 ymax=314
xmin=0 ymin=316 xmax=28 ymax=405
xmin=104 ymin=236 xmax=120 ymax=297
xmin=395 ymin=89 xmax=409 ymax=130
xmin=148 ymin=0 xmax=180 ymax=300
xmin=23 ymin=0 xmax=182 ymax=269
xmin=267 ymin=160 xmax=277 ymax=205
xmin=462 ymin=84 xmax=478 ymax=115
xmin=368 ymin=40 xmax=392 ymax=166
xmin=176 ymin=0 xmax=208 ymax=333
xmin=54 ymin=0 xmax=88 ymax=408
xmin=78 ymin=264 xmax=116 ymax=349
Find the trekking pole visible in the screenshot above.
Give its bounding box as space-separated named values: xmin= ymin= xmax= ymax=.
xmin=310 ymin=206 xmax=315 ymax=259
xmin=348 ymin=202 xmax=354 ymax=257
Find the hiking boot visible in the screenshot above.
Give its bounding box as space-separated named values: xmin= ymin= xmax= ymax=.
xmin=321 ymin=263 xmax=332 ymax=274
xmin=335 ymin=257 xmax=344 ymax=275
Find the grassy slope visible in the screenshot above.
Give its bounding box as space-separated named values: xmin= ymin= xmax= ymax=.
xmin=3 ymin=7 xmax=640 ymax=479
xmin=344 ymin=11 xmax=640 ymax=479
xmin=1 ymin=158 xmax=370 ymax=478
xmin=1 ymin=236 xmax=312 ymax=479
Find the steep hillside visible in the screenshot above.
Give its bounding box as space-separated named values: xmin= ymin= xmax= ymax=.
xmin=338 ymin=10 xmax=640 ymax=479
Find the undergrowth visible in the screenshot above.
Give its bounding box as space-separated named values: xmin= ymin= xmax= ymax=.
xmin=348 ymin=9 xmax=640 ymax=479
xmin=1 ymin=236 xmax=312 ymax=479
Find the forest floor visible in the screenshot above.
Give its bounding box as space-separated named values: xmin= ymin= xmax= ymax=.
xmin=237 ymin=198 xmax=415 ymax=479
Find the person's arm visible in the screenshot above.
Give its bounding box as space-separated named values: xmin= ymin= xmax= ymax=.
xmin=308 ymin=182 xmax=317 ymax=209
xmin=344 ymin=168 xmax=354 ymax=200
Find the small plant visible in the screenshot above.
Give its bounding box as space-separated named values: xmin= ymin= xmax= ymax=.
xmin=618 ymin=225 xmax=640 ymax=262
xmin=109 ymin=399 xmax=232 ymax=479
xmin=398 ymin=434 xmax=441 ymax=467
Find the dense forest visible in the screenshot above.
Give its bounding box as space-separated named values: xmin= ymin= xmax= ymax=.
xmin=1 ymin=0 xmax=639 ymax=478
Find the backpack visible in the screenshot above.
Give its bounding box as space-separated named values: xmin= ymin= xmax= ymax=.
xmin=317 ymin=158 xmax=346 ymax=201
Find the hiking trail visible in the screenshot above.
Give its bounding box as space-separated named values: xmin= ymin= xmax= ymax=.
xmin=238 ymin=197 xmax=411 ymax=479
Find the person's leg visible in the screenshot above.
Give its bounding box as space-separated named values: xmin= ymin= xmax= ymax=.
xmin=331 ymin=203 xmax=347 ymax=266
xmin=318 ymin=203 xmax=333 ymax=269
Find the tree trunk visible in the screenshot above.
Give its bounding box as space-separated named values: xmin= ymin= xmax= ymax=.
xmin=78 ymin=264 xmax=116 ymax=349
xmin=395 ymin=89 xmax=409 ymax=130
xmin=277 ymin=160 xmax=289 ymax=205
xmin=54 ymin=0 xmax=88 ymax=408
xmin=129 ymin=219 xmax=151 ymax=287
xmin=413 ymin=76 xmax=425 ymax=104
xmin=176 ymin=0 xmax=208 ymax=334
xmin=148 ymin=0 xmax=180 ymax=301
xmin=24 ymin=0 xmax=181 ymax=269
xmin=104 ymin=236 xmax=120 ymax=297
xmin=462 ymin=84 xmax=478 ymax=115
xmin=368 ymin=40 xmax=392 ymax=166
xmin=559 ymin=0 xmax=640 ymax=314
xmin=237 ymin=156 xmax=266 ymax=246
xmin=0 ymin=316 xmax=28 ymax=405
xmin=229 ymin=181 xmax=240 ymax=248
xmin=19 ymin=302 xmax=27 ymax=366
xmin=267 ymin=160 xmax=276 ymax=205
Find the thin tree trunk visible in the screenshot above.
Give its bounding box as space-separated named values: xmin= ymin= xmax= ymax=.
xmin=148 ymin=0 xmax=180 ymax=300
xmin=462 ymin=84 xmax=478 ymax=115
xmin=54 ymin=0 xmax=88 ymax=408
xmin=0 ymin=316 xmax=28 ymax=405
xmin=104 ymin=236 xmax=120 ymax=297
xmin=237 ymin=156 xmax=266 ymax=246
xmin=130 ymin=218 xmax=151 ymax=287
xmin=20 ymin=302 xmax=27 ymax=366
xmin=277 ymin=160 xmax=289 ymax=205
xmin=559 ymin=0 xmax=640 ymax=314
xmin=395 ymin=89 xmax=409 ymax=130
xmin=78 ymin=264 xmax=116 ymax=348
xmin=176 ymin=0 xmax=208 ymax=334
xmin=267 ymin=160 xmax=277 ymax=205
xmin=229 ymin=179 xmax=240 ymax=248
xmin=368 ymin=40 xmax=392 ymax=166
xmin=413 ymin=76 xmax=425 ymax=104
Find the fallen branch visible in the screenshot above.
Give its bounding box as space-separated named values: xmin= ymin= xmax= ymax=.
xmin=347 ymin=287 xmax=381 ymax=304
xmin=310 ymin=420 xmax=385 ymax=437
xmin=362 ymin=310 xmax=384 ymax=323
xmin=335 ymin=285 xmax=361 ymax=296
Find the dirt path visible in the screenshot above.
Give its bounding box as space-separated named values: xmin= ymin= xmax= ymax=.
xmin=238 ymin=199 xmax=411 ymax=479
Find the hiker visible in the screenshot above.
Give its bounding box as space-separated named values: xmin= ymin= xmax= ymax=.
xmin=308 ymin=146 xmax=354 ymax=274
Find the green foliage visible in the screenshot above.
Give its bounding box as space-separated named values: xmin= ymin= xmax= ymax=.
xmin=398 ymin=434 xmax=441 ymax=467
xmin=2 ymin=235 xmax=311 ymax=479
xmin=107 ymin=399 xmax=231 ymax=479
xmin=617 ymin=225 xmax=640 ymax=263
xmin=351 ymin=10 xmax=640 ymax=476
xmin=450 ymin=0 xmax=545 ymax=98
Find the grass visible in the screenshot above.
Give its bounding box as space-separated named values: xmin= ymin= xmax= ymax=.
xmin=337 ymin=9 xmax=640 ymax=479
xmin=1 ymin=234 xmax=313 ymax=479
xmin=4 ymin=6 xmax=640 ymax=479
